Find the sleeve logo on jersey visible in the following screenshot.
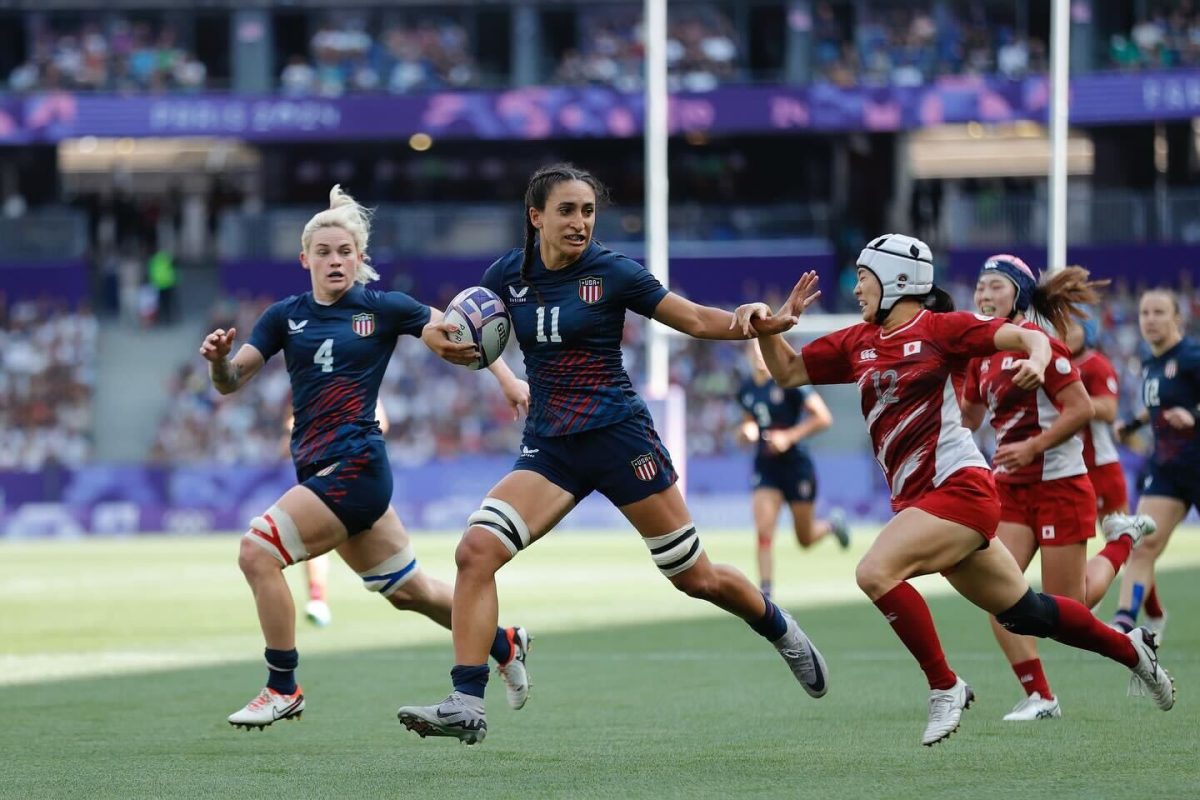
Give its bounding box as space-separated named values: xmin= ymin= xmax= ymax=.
xmin=903 ymin=341 xmax=923 ymax=356
xmin=352 ymin=313 xmax=376 ymax=337
xmin=1165 ymin=359 xmax=1177 ymax=378
xmin=578 ymin=276 xmax=604 ymax=305
xmin=1054 ymin=357 xmax=1071 ymax=374
xmin=631 ymin=453 xmax=658 ymax=481
xmin=1107 ymin=377 xmax=1118 ymax=393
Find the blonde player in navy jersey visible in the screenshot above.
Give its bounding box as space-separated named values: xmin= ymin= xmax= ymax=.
xmin=1111 ymin=288 xmax=1200 ymax=638
xmin=396 ymin=163 xmax=829 ymax=745
xmin=739 ymin=340 xmax=848 ymax=599
xmin=204 ymin=186 xmax=535 ymax=729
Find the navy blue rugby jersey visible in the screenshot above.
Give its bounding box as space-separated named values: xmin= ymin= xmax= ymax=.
xmin=247 ymin=284 xmax=430 ymax=468
xmin=1140 ymin=336 xmax=1200 ymax=467
xmin=482 ymin=242 xmax=669 ymax=437
xmin=737 ymin=378 xmax=815 ymax=460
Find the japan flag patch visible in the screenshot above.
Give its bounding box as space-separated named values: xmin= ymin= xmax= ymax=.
xmin=903 ymin=341 xmax=922 ymax=357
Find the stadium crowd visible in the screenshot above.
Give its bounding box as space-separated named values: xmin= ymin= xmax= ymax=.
xmin=279 ymin=16 xmax=477 ymax=96
xmin=0 ymin=299 xmax=97 ymax=469
xmin=7 ymin=19 xmax=207 ymax=93
xmin=8 ymin=4 xmax=1200 ymax=94
xmin=1108 ymin=3 xmax=1200 ymax=71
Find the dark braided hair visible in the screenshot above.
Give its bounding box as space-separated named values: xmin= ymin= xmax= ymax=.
xmin=520 ymin=163 xmax=610 ymax=300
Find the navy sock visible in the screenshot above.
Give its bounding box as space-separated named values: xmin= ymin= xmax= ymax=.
xmin=748 ymin=594 xmax=788 ymax=641
xmin=451 ymin=664 xmax=490 ymax=699
xmin=760 ymin=580 xmax=773 ymax=600
xmin=1112 ymin=609 xmax=1136 ymax=632
xmin=489 ymin=627 xmax=513 ymax=665
xmin=265 ymin=648 xmax=299 ymax=694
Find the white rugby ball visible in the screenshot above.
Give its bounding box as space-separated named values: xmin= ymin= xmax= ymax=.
xmin=443 ymin=286 xmax=512 ymax=370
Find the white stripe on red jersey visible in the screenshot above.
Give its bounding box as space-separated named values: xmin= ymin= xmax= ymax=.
xmin=963 ymin=321 xmax=1085 ymax=484
xmin=1075 ymin=349 xmax=1121 ymax=468
xmin=802 ymin=310 xmax=1007 ymax=507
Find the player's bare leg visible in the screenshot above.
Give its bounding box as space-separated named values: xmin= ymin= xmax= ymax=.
xmin=623 ymin=484 xmax=827 ymax=698
xmin=752 ymin=488 xmax=783 ymax=596
xmin=397 ymin=471 xmax=574 ymax=743
xmin=1113 ymin=497 xmax=1186 ymax=633
xmin=854 ymin=509 xmax=987 ymax=745
xmin=986 ymin=523 xmax=1062 ymax=722
xmin=793 ymin=501 xmax=851 ymax=550
xmin=230 ymin=486 xmax=346 ymax=729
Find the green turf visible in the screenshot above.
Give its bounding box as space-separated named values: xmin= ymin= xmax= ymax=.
xmin=1 ymin=529 xmax=1198 ymax=799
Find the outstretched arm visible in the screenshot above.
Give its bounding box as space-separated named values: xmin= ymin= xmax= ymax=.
xmin=200 ymin=327 xmax=265 ymax=395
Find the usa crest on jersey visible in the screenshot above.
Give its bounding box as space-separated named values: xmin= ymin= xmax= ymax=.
xmin=352 ymin=313 xmax=375 ymax=337
xmin=631 ymin=453 xmax=658 ymax=481
xmin=578 ymin=276 xmax=604 ymax=304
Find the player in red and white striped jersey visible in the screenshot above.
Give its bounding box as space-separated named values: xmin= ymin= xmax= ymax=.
xmin=736 ymin=234 xmax=1174 ymax=746
xmin=961 ymin=257 xmax=1151 ymax=722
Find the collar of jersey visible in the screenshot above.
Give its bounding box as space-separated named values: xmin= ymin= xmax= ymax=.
xmin=306 ymin=283 xmax=362 ymax=312
xmin=877 ymin=308 xmax=928 ymax=340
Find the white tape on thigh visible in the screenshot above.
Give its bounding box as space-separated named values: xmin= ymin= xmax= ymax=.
xmin=244 ymin=505 xmax=308 ymax=566
xmin=358 ymin=544 xmax=418 ymax=595
xmin=643 ymin=523 xmax=703 ymax=577
xmin=467 ymin=497 xmax=531 ymax=556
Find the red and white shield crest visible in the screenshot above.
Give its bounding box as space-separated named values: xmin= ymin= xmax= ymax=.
xmin=631 ymin=453 xmax=658 ymax=482
xmin=578 ymin=276 xmax=604 ymax=305
xmin=352 ymin=313 xmax=375 ymax=337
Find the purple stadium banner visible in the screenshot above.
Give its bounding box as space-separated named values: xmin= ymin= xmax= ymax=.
xmin=1 ymin=262 xmax=90 ymax=306
xmin=3 ymin=70 xmax=1199 ymax=144
xmin=2 ymin=452 xmax=1171 ymax=538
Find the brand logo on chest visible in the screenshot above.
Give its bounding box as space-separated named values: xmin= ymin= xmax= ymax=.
xmin=578 ymin=276 xmax=604 ymax=305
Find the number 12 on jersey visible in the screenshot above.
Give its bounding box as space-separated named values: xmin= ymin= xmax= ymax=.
xmin=536 ymin=306 xmax=562 ymax=343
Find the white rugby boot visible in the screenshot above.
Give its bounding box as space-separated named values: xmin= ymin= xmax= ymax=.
xmin=397 ymin=692 xmax=488 ymax=745
xmin=304 ymin=599 xmax=332 ymax=627
xmin=829 ymin=508 xmax=851 ymax=550
xmin=922 ymin=677 xmax=974 ymax=746
xmin=773 ymin=612 xmax=828 ymax=698
xmin=1101 ymin=513 xmax=1156 ymax=546
xmin=1001 ymin=692 xmax=1062 ymax=721
xmin=228 ymin=686 xmax=305 ymax=730
xmin=496 ymin=626 xmax=532 ymax=710
xmin=1127 ymin=627 xmax=1176 ymax=711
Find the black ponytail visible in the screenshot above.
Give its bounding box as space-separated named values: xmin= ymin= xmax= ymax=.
xmin=922 ymin=285 xmax=956 ymax=313
xmin=519 ymin=162 xmax=610 ymax=303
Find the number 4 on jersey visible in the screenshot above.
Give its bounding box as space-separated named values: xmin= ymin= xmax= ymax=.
xmin=314 ymin=338 xmax=334 ymax=372
xmin=536 ymin=306 xmax=562 ymax=343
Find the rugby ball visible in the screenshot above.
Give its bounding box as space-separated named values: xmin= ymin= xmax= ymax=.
xmin=443 ymin=286 xmax=512 ymax=370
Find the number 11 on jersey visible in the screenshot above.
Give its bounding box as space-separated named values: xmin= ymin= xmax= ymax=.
xmin=536 ymin=306 xmax=562 ymax=343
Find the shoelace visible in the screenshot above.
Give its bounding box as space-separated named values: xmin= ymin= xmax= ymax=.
xmin=247 ymin=689 xmax=274 ymax=710
xmin=779 ymin=645 xmax=815 ymax=676
xmin=928 ymin=691 xmax=957 ymax=717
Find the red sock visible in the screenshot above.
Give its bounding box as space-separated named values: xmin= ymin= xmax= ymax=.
xmin=874 ymin=582 xmax=957 ymax=690
xmin=1048 ymin=594 xmax=1137 ymax=668
xmin=1096 ymin=536 xmax=1133 ymax=572
xmin=1144 ymin=585 xmax=1164 ymax=618
xmin=1011 ymin=658 xmax=1053 ymax=699
xmin=309 ymin=582 xmax=325 ymax=602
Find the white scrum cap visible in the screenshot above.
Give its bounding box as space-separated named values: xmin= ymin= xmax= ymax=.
xmin=856 ymin=233 xmax=934 ymax=311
